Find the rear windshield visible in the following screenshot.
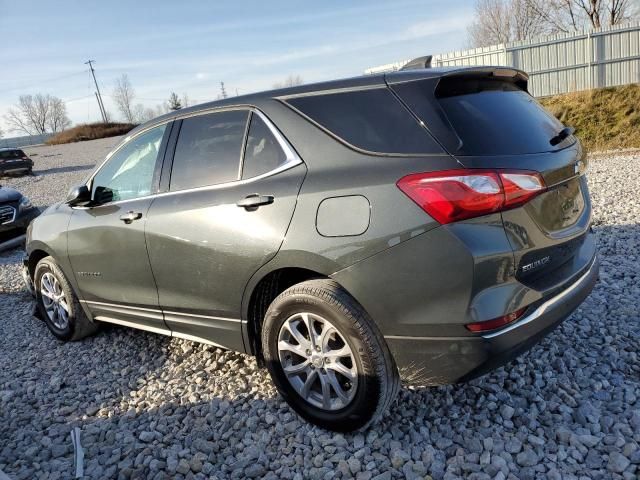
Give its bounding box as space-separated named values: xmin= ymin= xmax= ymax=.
xmin=0 ymin=150 xmax=25 ymax=160
xmin=285 ymin=88 xmax=442 ymax=154
xmin=435 ymin=78 xmax=571 ymax=155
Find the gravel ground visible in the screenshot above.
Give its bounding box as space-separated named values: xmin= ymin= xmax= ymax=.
xmin=0 ymin=140 xmax=638 ymax=480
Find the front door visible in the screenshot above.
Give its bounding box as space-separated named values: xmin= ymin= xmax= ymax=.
xmin=67 ymin=123 xmax=170 ymax=331
xmin=145 ymin=110 xmax=305 ymax=350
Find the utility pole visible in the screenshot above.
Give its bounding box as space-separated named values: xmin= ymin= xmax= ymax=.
xmin=85 ymin=60 xmax=108 ymax=122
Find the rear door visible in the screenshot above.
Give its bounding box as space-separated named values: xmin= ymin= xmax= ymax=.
xmin=145 ymin=109 xmax=305 ymax=350
xmin=390 ymin=70 xmax=592 ymax=288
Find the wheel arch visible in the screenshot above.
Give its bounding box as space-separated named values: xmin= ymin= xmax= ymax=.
xmin=27 ymin=244 xmax=56 ymax=277
xmin=241 ymin=248 xmax=354 ymax=363
xmin=243 ymin=266 xmax=330 ymax=364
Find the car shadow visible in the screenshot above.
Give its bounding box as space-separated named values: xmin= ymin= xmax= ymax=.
xmin=34 ymin=164 xmax=95 ymax=176
xmin=1 ymin=222 xmax=638 ymax=478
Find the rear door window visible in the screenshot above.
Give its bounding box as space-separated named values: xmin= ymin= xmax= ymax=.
xmin=401 ymin=77 xmax=572 ymax=155
xmin=285 ymin=88 xmax=442 ymax=154
xmin=170 ymin=110 xmax=249 ymax=191
xmin=241 ymin=114 xmax=287 ymax=179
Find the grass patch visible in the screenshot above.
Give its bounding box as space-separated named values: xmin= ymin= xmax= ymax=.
xmin=540 ymin=84 xmax=640 ymax=152
xmin=47 ymin=122 xmax=137 ymax=145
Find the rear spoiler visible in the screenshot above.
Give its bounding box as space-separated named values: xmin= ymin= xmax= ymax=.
xmin=442 ymin=66 xmax=528 ymax=83
xmin=386 ymin=66 xmax=529 ymax=92
xmin=438 ymin=67 xmax=529 ymax=95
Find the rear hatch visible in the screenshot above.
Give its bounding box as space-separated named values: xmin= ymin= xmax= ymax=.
xmin=389 ymin=68 xmax=593 ymax=291
xmin=0 ymin=149 xmax=30 ymax=165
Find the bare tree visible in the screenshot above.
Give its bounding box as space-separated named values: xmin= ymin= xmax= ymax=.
xmin=520 ymin=1 xmax=580 ymax=34
xmin=113 ymin=74 xmax=136 ymax=123
xmin=47 ymin=96 xmax=71 ymax=133
xmin=470 ymin=0 xmax=638 ymax=46
xmin=578 ymin=0 xmax=636 ymax=26
xmin=4 ymin=94 xmax=71 ymax=135
xmin=181 ymin=93 xmax=190 ymax=108
xmin=608 ymin=0 xmax=636 ymax=24
xmin=0 ymin=126 xmax=4 ymax=139
xmin=526 ymin=0 xmax=636 ymax=32
xmin=468 ymin=0 xmax=514 ymax=47
xmin=513 ymin=0 xmax=550 ymax=39
xmin=272 ymin=74 xmax=304 ymax=89
xmin=168 ymin=92 xmax=182 ymax=110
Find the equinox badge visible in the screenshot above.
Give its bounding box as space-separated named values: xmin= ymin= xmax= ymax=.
xmin=522 ymin=256 xmax=551 ymax=273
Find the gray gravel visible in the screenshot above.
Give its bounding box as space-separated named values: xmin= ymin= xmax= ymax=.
xmin=0 ymin=141 xmax=638 ymax=479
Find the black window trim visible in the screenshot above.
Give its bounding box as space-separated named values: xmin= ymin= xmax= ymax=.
xmin=238 ymin=111 xmax=253 ymax=180
xmin=166 ymin=108 xmax=250 ymax=191
xmin=84 ymin=106 xmax=302 ymax=205
xmin=162 ymin=106 xmax=301 ymax=195
xmin=278 ymin=86 xmax=444 ymax=158
xmin=239 ymin=111 xmax=292 ymax=180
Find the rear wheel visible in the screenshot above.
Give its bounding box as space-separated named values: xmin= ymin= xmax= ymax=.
xmin=262 ymin=279 xmax=399 ymax=431
xmin=34 ymin=256 xmax=98 ymax=341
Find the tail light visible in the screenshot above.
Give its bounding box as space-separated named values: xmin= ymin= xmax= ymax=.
xmin=465 ymin=307 xmax=527 ymax=333
xmin=397 ymin=169 xmax=545 ymax=224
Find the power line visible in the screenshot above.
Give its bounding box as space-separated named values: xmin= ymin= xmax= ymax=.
xmin=85 ymin=60 xmax=108 ymax=122
xmin=62 ymin=94 xmax=95 ymax=103
xmin=0 ymin=70 xmax=86 ymax=95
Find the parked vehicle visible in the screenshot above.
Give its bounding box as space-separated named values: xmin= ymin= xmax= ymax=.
xmin=0 ymin=185 xmax=39 ymax=236
xmin=23 ymin=63 xmax=598 ymax=431
xmin=0 ymin=148 xmax=33 ymax=176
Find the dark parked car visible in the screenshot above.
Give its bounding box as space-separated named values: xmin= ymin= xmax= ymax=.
xmin=0 ymin=148 xmax=33 ymax=176
xmin=23 ymin=64 xmax=598 ymax=431
xmin=0 ymin=185 xmax=39 ymax=236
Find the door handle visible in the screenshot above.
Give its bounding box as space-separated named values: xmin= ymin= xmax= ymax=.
xmin=119 ymin=211 xmax=143 ymax=224
xmin=236 ymin=194 xmax=274 ymax=210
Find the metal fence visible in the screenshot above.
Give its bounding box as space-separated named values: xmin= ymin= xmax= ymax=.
xmin=365 ymin=22 xmax=640 ymax=97
xmin=0 ymin=133 xmax=54 ymax=149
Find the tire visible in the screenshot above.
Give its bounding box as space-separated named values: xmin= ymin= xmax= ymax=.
xmin=262 ymin=279 xmax=400 ymax=431
xmin=34 ymin=256 xmax=98 ymax=341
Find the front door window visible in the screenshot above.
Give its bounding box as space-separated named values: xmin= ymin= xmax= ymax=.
xmin=92 ymin=124 xmax=166 ymax=203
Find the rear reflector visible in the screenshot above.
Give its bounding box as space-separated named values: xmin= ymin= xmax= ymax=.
xmin=397 ymin=169 xmax=545 ymax=224
xmin=465 ymin=307 xmax=527 ymax=333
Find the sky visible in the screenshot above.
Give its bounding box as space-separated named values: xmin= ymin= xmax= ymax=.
xmin=0 ymin=0 xmax=474 ymax=135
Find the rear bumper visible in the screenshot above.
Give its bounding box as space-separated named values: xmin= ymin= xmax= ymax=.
xmin=386 ymin=254 xmax=599 ymax=386
xmin=0 ymin=160 xmax=32 ymax=174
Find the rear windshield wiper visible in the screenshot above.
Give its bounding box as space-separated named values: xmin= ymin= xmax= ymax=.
xmin=550 ymin=126 xmax=575 ymax=146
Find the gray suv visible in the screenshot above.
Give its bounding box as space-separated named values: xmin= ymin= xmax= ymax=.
xmin=23 ymin=65 xmax=598 ymax=431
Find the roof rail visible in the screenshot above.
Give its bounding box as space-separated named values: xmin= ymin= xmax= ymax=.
xmin=400 ymin=55 xmax=433 ymax=71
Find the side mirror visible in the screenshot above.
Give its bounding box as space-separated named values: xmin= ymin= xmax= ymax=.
xmin=66 ymin=185 xmax=91 ymax=207
xmin=94 ymin=186 xmax=114 ymax=204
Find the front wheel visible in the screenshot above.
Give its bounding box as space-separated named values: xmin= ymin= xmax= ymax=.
xmin=262 ymin=279 xmax=399 ymax=431
xmin=34 ymin=256 xmax=98 ymax=341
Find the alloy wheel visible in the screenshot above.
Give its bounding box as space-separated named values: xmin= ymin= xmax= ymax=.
xmin=277 ymin=312 xmax=358 ymax=410
xmin=40 ymin=272 xmax=70 ymax=330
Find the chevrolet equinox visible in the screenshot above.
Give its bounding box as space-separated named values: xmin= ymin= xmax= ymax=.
xmin=23 ymin=64 xmax=598 ymax=431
